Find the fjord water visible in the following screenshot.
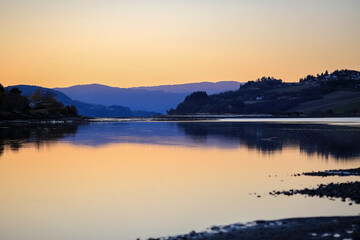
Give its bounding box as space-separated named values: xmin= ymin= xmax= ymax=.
xmin=0 ymin=120 xmax=360 ymax=240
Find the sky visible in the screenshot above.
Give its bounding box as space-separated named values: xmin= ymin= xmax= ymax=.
xmin=0 ymin=0 xmax=359 ymax=88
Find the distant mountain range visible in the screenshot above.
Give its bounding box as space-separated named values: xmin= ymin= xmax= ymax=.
xmin=5 ymin=85 xmax=158 ymax=117
xmin=6 ymin=81 xmax=241 ymax=117
xmin=132 ymin=81 xmax=242 ymax=94
xmin=6 ymin=70 xmax=360 ymax=116
xmin=54 ymin=81 xmax=242 ymax=113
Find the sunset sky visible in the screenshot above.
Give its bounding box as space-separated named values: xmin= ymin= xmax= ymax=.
xmin=1 ymin=0 xmax=359 ymax=88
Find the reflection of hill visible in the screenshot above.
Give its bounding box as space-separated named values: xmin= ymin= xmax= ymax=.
xmin=176 ymin=122 xmax=360 ymax=160
xmin=0 ymin=124 xmax=79 ymax=156
xmin=0 ymin=121 xmax=359 ymax=160
xmin=63 ymin=122 xmax=182 ymax=146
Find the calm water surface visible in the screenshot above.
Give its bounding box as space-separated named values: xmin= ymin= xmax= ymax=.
xmin=0 ymin=119 xmax=360 ymax=240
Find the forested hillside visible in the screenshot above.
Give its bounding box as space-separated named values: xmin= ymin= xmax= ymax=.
xmin=168 ymin=70 xmax=360 ymax=115
xmin=0 ymin=85 xmax=78 ymax=119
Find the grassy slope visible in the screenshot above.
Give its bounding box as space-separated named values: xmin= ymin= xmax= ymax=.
xmin=288 ymin=91 xmax=360 ymax=113
xmin=332 ymin=101 xmax=360 ymax=114
xmin=267 ymin=85 xmax=311 ymax=94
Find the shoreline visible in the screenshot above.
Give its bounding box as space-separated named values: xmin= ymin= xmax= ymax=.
xmin=147 ymin=167 xmax=360 ymax=240
xmin=270 ymin=168 xmax=360 ymax=204
xmin=146 ymin=216 xmax=360 ymax=240
xmin=271 ymin=181 xmax=360 ymax=204
xmin=0 ymin=116 xmax=90 ymax=126
xmin=1 ymin=115 xmax=360 ymax=125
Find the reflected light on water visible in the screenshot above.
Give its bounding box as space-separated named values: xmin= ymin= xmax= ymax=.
xmin=0 ymin=121 xmax=360 ymax=240
xmin=0 ymin=138 xmax=359 ymax=240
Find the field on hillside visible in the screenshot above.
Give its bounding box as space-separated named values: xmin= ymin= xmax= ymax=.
xmin=289 ymin=91 xmax=360 ymax=113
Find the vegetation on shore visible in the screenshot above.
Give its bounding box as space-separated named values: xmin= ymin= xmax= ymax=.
xmin=167 ymin=69 xmax=360 ymax=115
xmin=0 ymin=84 xmax=79 ymax=119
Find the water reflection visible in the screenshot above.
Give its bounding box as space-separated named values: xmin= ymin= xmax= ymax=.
xmin=0 ymin=120 xmax=360 ymax=240
xmin=177 ymin=122 xmax=360 ymax=160
xmin=0 ymin=121 xmax=360 ymax=160
xmin=0 ymin=124 xmax=79 ymax=155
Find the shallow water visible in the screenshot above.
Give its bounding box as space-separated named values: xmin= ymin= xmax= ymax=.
xmin=0 ymin=119 xmax=359 ymax=240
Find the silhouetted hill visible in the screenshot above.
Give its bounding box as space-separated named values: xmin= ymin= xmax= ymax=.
xmin=0 ymin=85 xmax=78 ymax=119
xmin=54 ymin=81 xmax=242 ymax=113
xmin=55 ymin=84 xmax=187 ymax=113
xmin=133 ymin=81 xmax=242 ymax=94
xmin=7 ymin=85 xmax=75 ymax=105
xmin=168 ymin=69 xmax=360 ymax=115
xmin=6 ymin=85 xmax=158 ymax=117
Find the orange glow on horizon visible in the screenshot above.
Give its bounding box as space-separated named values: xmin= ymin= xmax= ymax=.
xmin=0 ymin=1 xmax=359 ymax=88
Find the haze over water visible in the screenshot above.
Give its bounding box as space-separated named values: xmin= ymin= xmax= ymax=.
xmin=0 ymin=119 xmax=360 ymax=240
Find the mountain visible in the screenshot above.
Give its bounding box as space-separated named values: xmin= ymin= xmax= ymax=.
xmin=55 ymin=84 xmax=187 ymax=113
xmin=54 ymin=81 xmax=242 ymax=113
xmin=7 ymin=85 xmax=76 ymax=106
xmin=168 ymin=69 xmax=360 ymax=115
xmin=133 ymin=81 xmax=242 ymax=94
xmin=6 ymin=85 xmax=158 ymax=117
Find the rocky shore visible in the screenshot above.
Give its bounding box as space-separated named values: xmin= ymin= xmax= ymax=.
xmin=271 ymin=168 xmax=360 ymax=204
xmin=302 ymin=167 xmax=360 ymax=177
xmin=146 ymin=167 xmax=360 ymax=240
xmin=146 ymin=216 xmax=360 ymax=240
xmin=270 ymin=181 xmax=360 ymax=204
xmin=274 ymin=168 xmax=360 ymax=203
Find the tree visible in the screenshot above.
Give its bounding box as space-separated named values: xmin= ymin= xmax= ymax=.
xmin=1 ymin=88 xmax=29 ymax=112
xmin=170 ymin=91 xmax=209 ymax=114
xmin=0 ymin=84 xmax=4 ymax=105
xmin=30 ymin=89 xmax=63 ymax=109
xmin=9 ymin=88 xmax=22 ymax=95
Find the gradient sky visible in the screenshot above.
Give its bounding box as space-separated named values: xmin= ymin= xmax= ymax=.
xmin=1 ymin=0 xmax=359 ymax=88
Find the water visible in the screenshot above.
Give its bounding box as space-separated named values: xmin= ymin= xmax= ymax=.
xmin=0 ymin=119 xmax=359 ymax=240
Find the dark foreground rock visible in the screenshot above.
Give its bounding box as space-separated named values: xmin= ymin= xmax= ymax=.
xmin=270 ymin=181 xmax=360 ymax=204
xmin=147 ymin=168 xmax=360 ymax=240
xmin=146 ymin=216 xmax=360 ymax=240
xmin=302 ymin=167 xmax=360 ymax=177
